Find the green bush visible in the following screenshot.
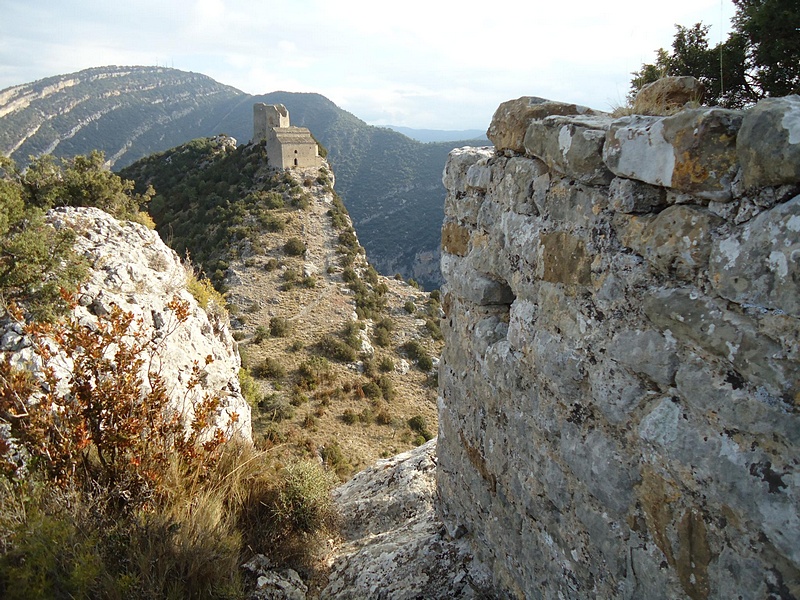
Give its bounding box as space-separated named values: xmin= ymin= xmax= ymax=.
xmin=263 ymin=214 xmax=286 ymax=232
xmin=320 ymin=443 xmax=351 ymax=479
xmin=259 ymin=394 xmax=295 ymax=422
xmin=378 ymin=356 xmax=395 ymax=372
xmin=284 ymin=237 xmax=306 ymax=257
xmin=341 ymin=409 xmax=359 ymax=425
xmin=373 ymin=317 xmax=394 ymax=347
xmin=359 ymin=408 xmax=375 ymax=425
xmin=254 ymin=356 xmax=286 ymax=380
xmin=403 ymin=340 xmax=434 ymax=371
xmin=253 ymin=325 xmax=269 ymax=343
xmin=376 ymin=375 xmax=395 ymax=401
xmin=297 ymin=356 xmax=331 ymax=389
xmin=408 ymin=414 xmax=434 ymax=441
xmin=376 ymin=410 xmax=394 ymax=425
xmin=361 ymin=380 xmax=383 ymax=400
xmin=239 ymin=368 xmax=260 ymax=407
xmin=425 ymin=318 xmax=443 ymax=341
xmin=318 ymin=334 xmax=358 ymax=363
xmin=270 ymin=316 xmax=292 ymax=337
xmin=342 ymin=320 xmax=363 ymax=350
xmin=262 ymin=191 xmax=284 ymax=209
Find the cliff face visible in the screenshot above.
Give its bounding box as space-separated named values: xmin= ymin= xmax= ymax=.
xmin=438 ymin=96 xmax=800 ymax=599
xmin=2 ymin=207 xmax=251 ymax=442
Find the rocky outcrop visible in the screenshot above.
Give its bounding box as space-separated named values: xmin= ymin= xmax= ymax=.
xmin=321 ymin=440 xmax=492 ymax=599
xmin=2 ymin=206 xmax=251 ymax=441
xmin=438 ymin=97 xmax=799 ymax=599
xmin=631 ymin=75 xmax=706 ymax=115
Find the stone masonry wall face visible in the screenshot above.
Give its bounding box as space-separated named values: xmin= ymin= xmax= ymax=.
xmin=437 ymin=96 xmax=800 ymax=599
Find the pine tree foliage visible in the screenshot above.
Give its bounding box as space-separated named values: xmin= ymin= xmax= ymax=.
xmin=630 ymin=0 xmax=799 ymax=107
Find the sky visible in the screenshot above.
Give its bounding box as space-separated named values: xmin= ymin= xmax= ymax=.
xmin=0 ymin=0 xmax=736 ymax=130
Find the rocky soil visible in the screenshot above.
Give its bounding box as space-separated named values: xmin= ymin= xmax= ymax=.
xmin=223 ymin=164 xmax=443 ymax=474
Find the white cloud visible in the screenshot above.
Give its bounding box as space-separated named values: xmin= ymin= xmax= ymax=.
xmin=0 ymin=0 xmax=737 ymax=129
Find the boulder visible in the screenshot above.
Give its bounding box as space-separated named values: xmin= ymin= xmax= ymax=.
xmin=604 ymin=108 xmax=743 ymax=201
xmin=7 ymin=207 xmax=251 ymax=441
xmin=524 ymin=114 xmax=614 ymax=185
xmin=487 ymin=96 xmax=598 ymax=153
xmin=632 ymin=76 xmax=705 ymax=115
xmin=321 ymin=440 xmax=491 ymax=599
xmin=737 ymin=95 xmax=800 ymax=188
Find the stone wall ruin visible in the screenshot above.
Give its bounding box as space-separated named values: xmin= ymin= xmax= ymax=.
xmin=437 ymin=95 xmax=800 ymax=599
xmin=252 ymin=102 xmax=321 ymax=170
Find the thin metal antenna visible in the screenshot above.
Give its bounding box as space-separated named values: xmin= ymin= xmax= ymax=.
xmin=719 ymin=0 xmax=725 ymax=99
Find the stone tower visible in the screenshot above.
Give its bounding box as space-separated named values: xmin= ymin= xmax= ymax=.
xmin=252 ymin=103 xmax=320 ymax=170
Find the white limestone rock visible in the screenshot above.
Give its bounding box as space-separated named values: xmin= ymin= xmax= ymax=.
xmin=321 ymin=440 xmax=492 ymax=599
xmin=604 ymin=108 xmax=743 ymax=201
xmin=8 ymin=206 xmax=251 ymax=441
xmin=524 ymin=114 xmax=614 ymax=185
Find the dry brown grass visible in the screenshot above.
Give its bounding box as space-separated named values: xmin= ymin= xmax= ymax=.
xmin=0 ymin=440 xmax=339 ymax=599
xmin=226 ymin=167 xmax=443 ymax=477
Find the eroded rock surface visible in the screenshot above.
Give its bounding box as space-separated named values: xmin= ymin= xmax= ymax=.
xmin=321 ymin=440 xmax=492 ymax=599
xmin=3 ymin=206 xmax=251 ymax=440
xmin=439 ymin=97 xmax=800 ymax=599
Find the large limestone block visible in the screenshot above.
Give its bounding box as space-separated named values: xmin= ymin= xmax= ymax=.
xmin=535 ymin=177 xmax=608 ymax=228
xmin=710 ymin=194 xmax=800 ymax=317
xmin=487 ymin=96 xmax=597 ymax=153
xmin=442 ymin=147 xmax=494 ymax=223
xmin=560 ymin=425 xmax=638 ymax=518
xmin=604 ymin=108 xmax=743 ymax=201
xmin=639 ymin=397 xmax=800 ymax=567
xmin=441 ymin=220 xmax=471 ymax=256
xmin=43 ymin=207 xmax=252 ymax=440
xmin=607 ymin=329 xmax=678 ymax=386
xmin=538 ymin=231 xmax=592 ymax=286
xmin=442 ymin=146 xmax=494 ymax=198
xmin=643 ymin=288 xmax=798 ymax=397
xmin=524 ymin=114 xmax=614 ymax=185
xmin=738 ymin=95 xmax=800 ymax=188
xmin=617 ymin=205 xmax=721 ymax=281
xmin=632 ymin=76 xmax=705 ymax=115
xmin=441 ymin=253 xmax=514 ymax=306
xmin=609 ymin=177 xmax=666 ymax=214
xmin=487 ymin=155 xmax=547 ymax=216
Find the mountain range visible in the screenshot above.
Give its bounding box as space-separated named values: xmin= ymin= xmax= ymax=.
xmin=385 ymin=125 xmax=488 ymax=143
xmin=0 ymin=65 xmax=490 ymax=289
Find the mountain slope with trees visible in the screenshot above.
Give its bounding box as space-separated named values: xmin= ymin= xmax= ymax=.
xmin=629 ymin=0 xmax=800 ymax=107
xmin=1 ymin=67 xmax=488 ymax=289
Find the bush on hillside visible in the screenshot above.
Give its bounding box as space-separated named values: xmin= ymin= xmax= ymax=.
xmin=0 ymin=295 xmax=339 ymax=597
xmin=284 ymin=237 xmax=306 ymax=257
xmin=317 ymin=334 xmax=358 ymax=363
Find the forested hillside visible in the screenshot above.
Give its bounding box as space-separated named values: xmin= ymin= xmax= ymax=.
xmin=1 ymin=66 xmax=489 ymax=288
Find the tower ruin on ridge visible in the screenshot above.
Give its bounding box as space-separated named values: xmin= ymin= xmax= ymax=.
xmin=252 ymin=103 xmax=321 ymax=170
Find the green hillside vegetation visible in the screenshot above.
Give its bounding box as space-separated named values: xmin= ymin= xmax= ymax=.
xmin=119 ymin=136 xmax=352 ymax=290
xmin=0 ymin=151 xmax=152 ymax=320
xmin=0 ymin=153 xmax=340 ymax=598
xmin=0 ymin=67 xmax=486 ymax=289
xmin=122 ymin=136 xmax=443 ymax=475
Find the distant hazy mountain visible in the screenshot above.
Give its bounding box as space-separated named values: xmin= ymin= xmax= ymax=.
xmin=386 ymin=125 xmax=488 ymax=143
xmin=0 ymin=66 xmax=490 ymax=289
